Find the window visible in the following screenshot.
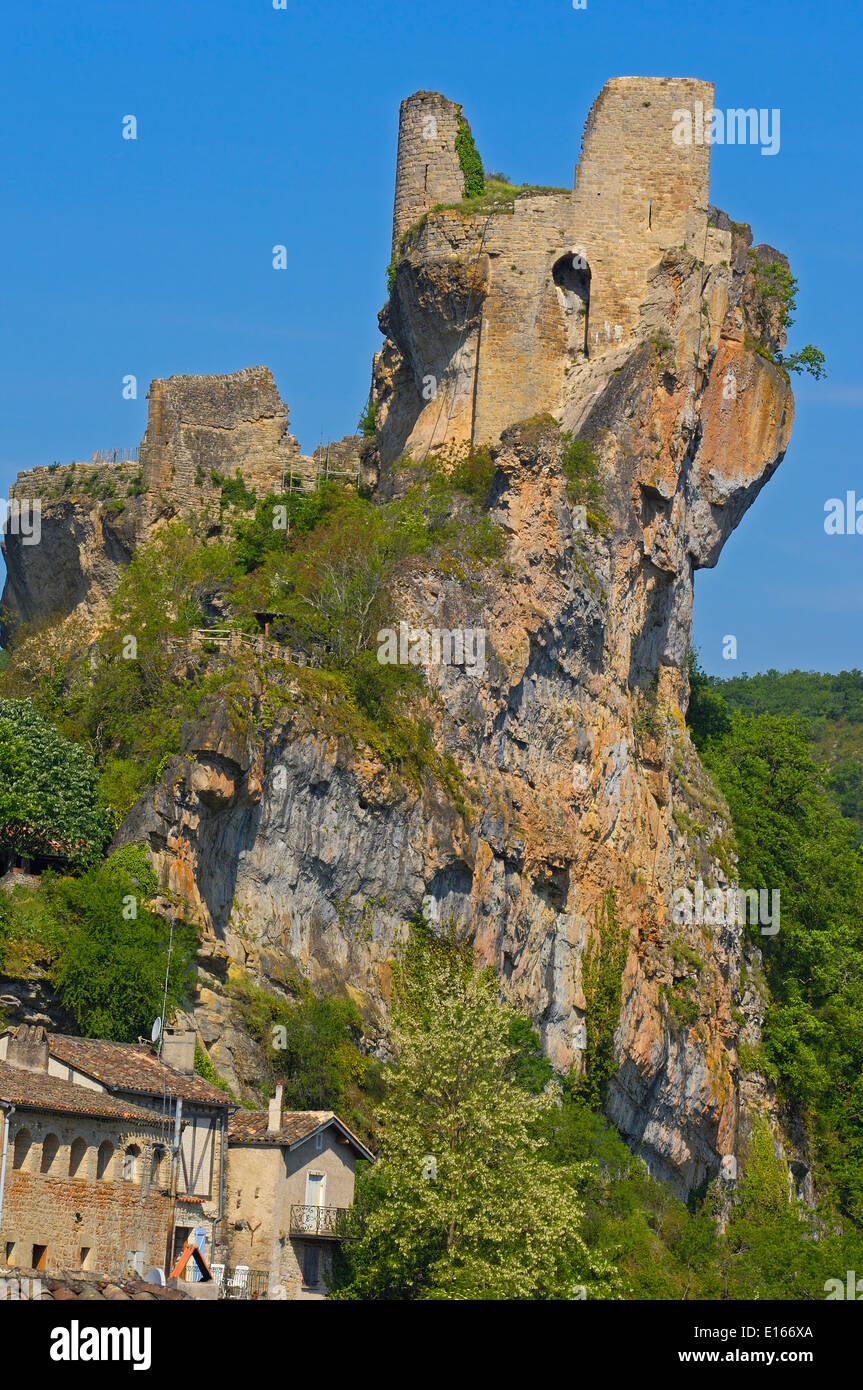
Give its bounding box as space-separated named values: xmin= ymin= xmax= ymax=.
xmin=302 ymin=1244 xmax=320 ymax=1287
xmin=12 ymin=1128 xmax=31 ymax=1172
xmin=122 ymin=1145 xmax=141 ymax=1182
xmin=315 ymin=1131 xmax=323 ymax=1153
xmin=31 ymin=1245 xmax=47 ymax=1272
xmin=5 ymin=1242 xmax=15 ymax=1266
xmin=41 ymin=1133 xmax=60 ymax=1174
xmin=68 ymin=1138 xmax=87 ymax=1179
xmin=79 ymin=1247 xmax=91 ymax=1271
xmin=150 ymin=1145 xmax=167 ymax=1188
xmin=96 ymin=1140 xmax=114 ymax=1180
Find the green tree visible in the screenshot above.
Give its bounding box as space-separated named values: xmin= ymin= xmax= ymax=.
xmin=51 ymin=845 xmax=196 ymax=1041
xmin=335 ymin=930 xmax=617 ymax=1300
xmin=0 ymin=698 xmax=113 ymax=869
xmin=687 ymin=660 xmax=863 ymax=1222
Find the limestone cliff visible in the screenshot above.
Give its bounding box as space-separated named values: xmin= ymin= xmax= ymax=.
xmin=0 ymin=78 xmax=798 ymax=1196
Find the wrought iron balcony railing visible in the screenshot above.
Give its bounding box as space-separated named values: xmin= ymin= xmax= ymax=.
xmin=289 ymin=1204 xmax=363 ymax=1240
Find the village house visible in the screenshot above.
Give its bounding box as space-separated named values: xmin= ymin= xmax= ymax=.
xmin=0 ymin=1024 xmax=230 ymax=1281
xmin=0 ymin=1026 xmax=373 ymax=1297
xmin=220 ymin=1083 xmax=373 ymax=1299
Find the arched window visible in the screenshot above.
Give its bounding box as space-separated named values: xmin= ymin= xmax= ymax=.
xmin=41 ymin=1133 xmax=60 ymax=1174
xmin=122 ymin=1144 xmax=141 ymax=1183
xmin=12 ymin=1128 xmax=32 ymax=1171
xmin=69 ymin=1138 xmax=87 ymax=1178
xmin=96 ymin=1140 xmax=114 ymax=1180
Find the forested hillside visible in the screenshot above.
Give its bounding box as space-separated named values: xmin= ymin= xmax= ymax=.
xmin=702 ymin=667 xmax=863 ymax=833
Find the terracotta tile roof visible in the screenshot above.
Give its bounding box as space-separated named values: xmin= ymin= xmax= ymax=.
xmin=0 ymin=1059 xmax=163 ymax=1125
xmin=45 ymin=1034 xmax=231 ymax=1108
xmin=228 ymin=1110 xmax=334 ymax=1145
xmin=228 ymin=1109 xmax=374 ymax=1161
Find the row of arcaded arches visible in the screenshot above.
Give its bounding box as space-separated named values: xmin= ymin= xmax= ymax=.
xmin=10 ymin=1128 xmax=168 ymax=1185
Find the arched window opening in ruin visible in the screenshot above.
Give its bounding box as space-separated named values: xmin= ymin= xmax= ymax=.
xmin=96 ymin=1140 xmax=114 ymax=1180
xmin=12 ymin=1128 xmax=32 ymax=1172
xmin=122 ymin=1144 xmax=141 ymax=1182
xmin=552 ymin=252 xmax=591 ymax=358
xmin=69 ymin=1138 xmax=87 ymax=1178
xmin=41 ymin=1133 xmax=60 ymax=1174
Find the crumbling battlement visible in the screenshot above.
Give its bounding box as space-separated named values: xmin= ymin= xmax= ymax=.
xmin=9 ymin=461 xmax=140 ymax=503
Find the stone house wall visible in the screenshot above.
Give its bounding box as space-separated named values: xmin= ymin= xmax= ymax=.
xmin=223 ymin=1128 xmax=359 ymax=1298
xmin=0 ymin=1109 xmax=174 ymax=1277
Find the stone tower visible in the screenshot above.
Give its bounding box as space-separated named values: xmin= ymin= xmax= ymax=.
xmin=391 ymin=91 xmax=466 ymax=254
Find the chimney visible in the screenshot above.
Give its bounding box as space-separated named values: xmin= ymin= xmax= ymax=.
xmin=160 ymin=1027 xmax=196 ymax=1075
xmin=267 ymin=1083 xmax=284 ymax=1135
xmin=6 ymin=1025 xmax=49 ymax=1073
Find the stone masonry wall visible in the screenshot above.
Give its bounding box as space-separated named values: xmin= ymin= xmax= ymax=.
xmin=8 ymin=462 xmax=140 ymax=503
xmin=0 ymin=1112 xmax=173 ymax=1277
xmin=570 ymin=76 xmax=713 ymax=345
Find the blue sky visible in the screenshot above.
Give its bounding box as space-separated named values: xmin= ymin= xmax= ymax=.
xmin=1 ymin=0 xmax=859 ymax=675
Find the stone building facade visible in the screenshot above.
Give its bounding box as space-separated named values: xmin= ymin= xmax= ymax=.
xmin=221 ymin=1086 xmax=373 ymax=1300
xmin=0 ymin=1025 xmax=230 ymax=1281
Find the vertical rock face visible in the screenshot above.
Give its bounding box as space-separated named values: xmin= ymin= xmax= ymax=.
xmin=120 ymin=223 xmax=793 ymax=1190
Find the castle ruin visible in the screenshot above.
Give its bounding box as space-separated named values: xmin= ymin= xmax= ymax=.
xmin=374 ymin=77 xmax=729 ymax=465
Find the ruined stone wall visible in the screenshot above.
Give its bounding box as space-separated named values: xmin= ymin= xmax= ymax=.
xmin=571 ymin=76 xmax=713 ymax=345
xmin=8 ymin=462 xmax=140 ymax=503
xmin=392 ymin=91 xmax=465 ymax=253
xmin=139 ymin=366 xmax=302 ymax=514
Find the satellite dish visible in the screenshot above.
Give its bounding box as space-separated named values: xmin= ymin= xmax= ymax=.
xmin=151 ymin=1017 xmax=162 ymax=1043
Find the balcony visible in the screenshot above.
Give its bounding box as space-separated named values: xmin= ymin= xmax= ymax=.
xmin=289 ymin=1204 xmax=363 ymax=1241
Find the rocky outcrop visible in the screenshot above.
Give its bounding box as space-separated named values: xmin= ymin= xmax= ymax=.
xmin=2 ymin=80 xmax=799 ymax=1197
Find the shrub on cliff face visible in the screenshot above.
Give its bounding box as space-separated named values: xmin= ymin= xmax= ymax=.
xmin=230 ymin=973 xmax=382 ymax=1137
xmin=454 ymin=111 xmax=484 ymax=199
xmin=50 ymin=845 xmax=196 ymax=1042
xmin=0 ymin=698 xmax=113 ymax=870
